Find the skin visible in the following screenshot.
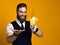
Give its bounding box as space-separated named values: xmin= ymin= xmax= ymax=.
xmin=6 ymin=7 xmax=43 ymax=43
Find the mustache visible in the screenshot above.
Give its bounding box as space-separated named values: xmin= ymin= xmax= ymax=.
xmin=20 ymin=15 xmax=25 ymax=17
xmin=17 ymin=14 xmax=26 ymax=21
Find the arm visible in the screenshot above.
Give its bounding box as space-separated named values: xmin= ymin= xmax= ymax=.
xmin=33 ymin=29 xmax=43 ymax=37
xmin=30 ymin=25 xmax=43 ymax=37
xmin=6 ymin=23 xmax=17 ymax=43
xmin=6 ymin=23 xmax=25 ymax=43
xmin=6 ymin=33 xmax=17 ymax=43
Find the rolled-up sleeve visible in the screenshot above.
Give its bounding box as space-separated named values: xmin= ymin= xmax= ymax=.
xmin=6 ymin=23 xmax=14 ymax=34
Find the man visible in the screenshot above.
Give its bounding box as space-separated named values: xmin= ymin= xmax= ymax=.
xmin=6 ymin=3 xmax=43 ymax=45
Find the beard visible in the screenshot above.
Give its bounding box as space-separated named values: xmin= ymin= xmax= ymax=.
xmin=17 ymin=14 xmax=26 ymax=23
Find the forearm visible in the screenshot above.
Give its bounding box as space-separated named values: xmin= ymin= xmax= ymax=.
xmin=6 ymin=33 xmax=17 ymax=43
xmin=34 ymin=30 xmax=43 ymax=37
xmin=31 ymin=26 xmax=43 ymax=37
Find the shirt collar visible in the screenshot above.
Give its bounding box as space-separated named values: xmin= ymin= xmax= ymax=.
xmin=16 ymin=19 xmax=25 ymax=28
xmin=16 ymin=19 xmax=25 ymax=24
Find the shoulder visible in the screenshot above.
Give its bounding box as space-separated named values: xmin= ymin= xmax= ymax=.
xmin=7 ymin=23 xmax=13 ymax=27
xmin=6 ymin=21 xmax=16 ymax=30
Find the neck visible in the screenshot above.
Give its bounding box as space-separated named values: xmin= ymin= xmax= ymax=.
xmin=17 ymin=18 xmax=25 ymax=23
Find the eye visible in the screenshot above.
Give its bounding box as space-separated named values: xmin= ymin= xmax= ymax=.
xmin=19 ymin=11 xmax=23 ymax=13
xmin=24 ymin=11 xmax=27 ymax=13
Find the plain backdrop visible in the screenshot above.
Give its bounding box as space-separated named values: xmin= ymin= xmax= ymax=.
xmin=0 ymin=0 xmax=60 ymax=45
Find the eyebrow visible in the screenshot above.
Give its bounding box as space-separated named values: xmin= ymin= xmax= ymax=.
xmin=19 ymin=10 xmax=27 ymax=13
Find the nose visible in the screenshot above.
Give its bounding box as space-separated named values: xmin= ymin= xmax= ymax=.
xmin=22 ymin=12 xmax=26 ymax=16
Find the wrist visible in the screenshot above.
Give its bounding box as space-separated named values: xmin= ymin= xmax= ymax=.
xmin=32 ymin=25 xmax=38 ymax=33
xmin=33 ymin=28 xmax=38 ymax=33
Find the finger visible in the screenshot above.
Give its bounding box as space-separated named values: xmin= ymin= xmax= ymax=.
xmin=30 ymin=25 xmax=35 ymax=29
xmin=16 ymin=30 xmax=18 ymax=31
xmin=9 ymin=28 xmax=25 ymax=32
xmin=19 ymin=30 xmax=22 ymax=31
xmin=19 ymin=30 xmax=25 ymax=32
xmin=22 ymin=30 xmax=25 ymax=31
xmin=30 ymin=26 xmax=33 ymax=29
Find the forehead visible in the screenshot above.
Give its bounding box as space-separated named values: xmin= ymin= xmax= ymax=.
xmin=19 ymin=7 xmax=27 ymax=11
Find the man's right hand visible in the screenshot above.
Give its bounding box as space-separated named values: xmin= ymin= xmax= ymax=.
xmin=9 ymin=28 xmax=25 ymax=36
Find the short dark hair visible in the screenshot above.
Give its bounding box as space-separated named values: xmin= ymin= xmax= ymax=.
xmin=17 ymin=3 xmax=27 ymax=11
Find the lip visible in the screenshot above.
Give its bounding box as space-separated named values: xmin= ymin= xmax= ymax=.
xmin=21 ymin=15 xmax=25 ymax=17
xmin=21 ymin=15 xmax=25 ymax=16
xmin=21 ymin=16 xmax=24 ymax=17
xmin=20 ymin=16 xmax=25 ymax=18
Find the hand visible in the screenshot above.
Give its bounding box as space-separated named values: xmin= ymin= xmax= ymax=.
xmin=30 ymin=25 xmax=38 ymax=32
xmin=30 ymin=26 xmax=34 ymax=32
xmin=10 ymin=28 xmax=25 ymax=35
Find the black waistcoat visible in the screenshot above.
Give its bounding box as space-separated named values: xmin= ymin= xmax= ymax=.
xmin=11 ymin=21 xmax=32 ymax=45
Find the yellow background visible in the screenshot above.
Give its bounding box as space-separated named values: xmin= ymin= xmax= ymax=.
xmin=0 ymin=0 xmax=60 ymax=45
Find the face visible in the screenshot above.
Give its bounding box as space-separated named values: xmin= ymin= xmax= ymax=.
xmin=17 ymin=7 xmax=27 ymax=21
